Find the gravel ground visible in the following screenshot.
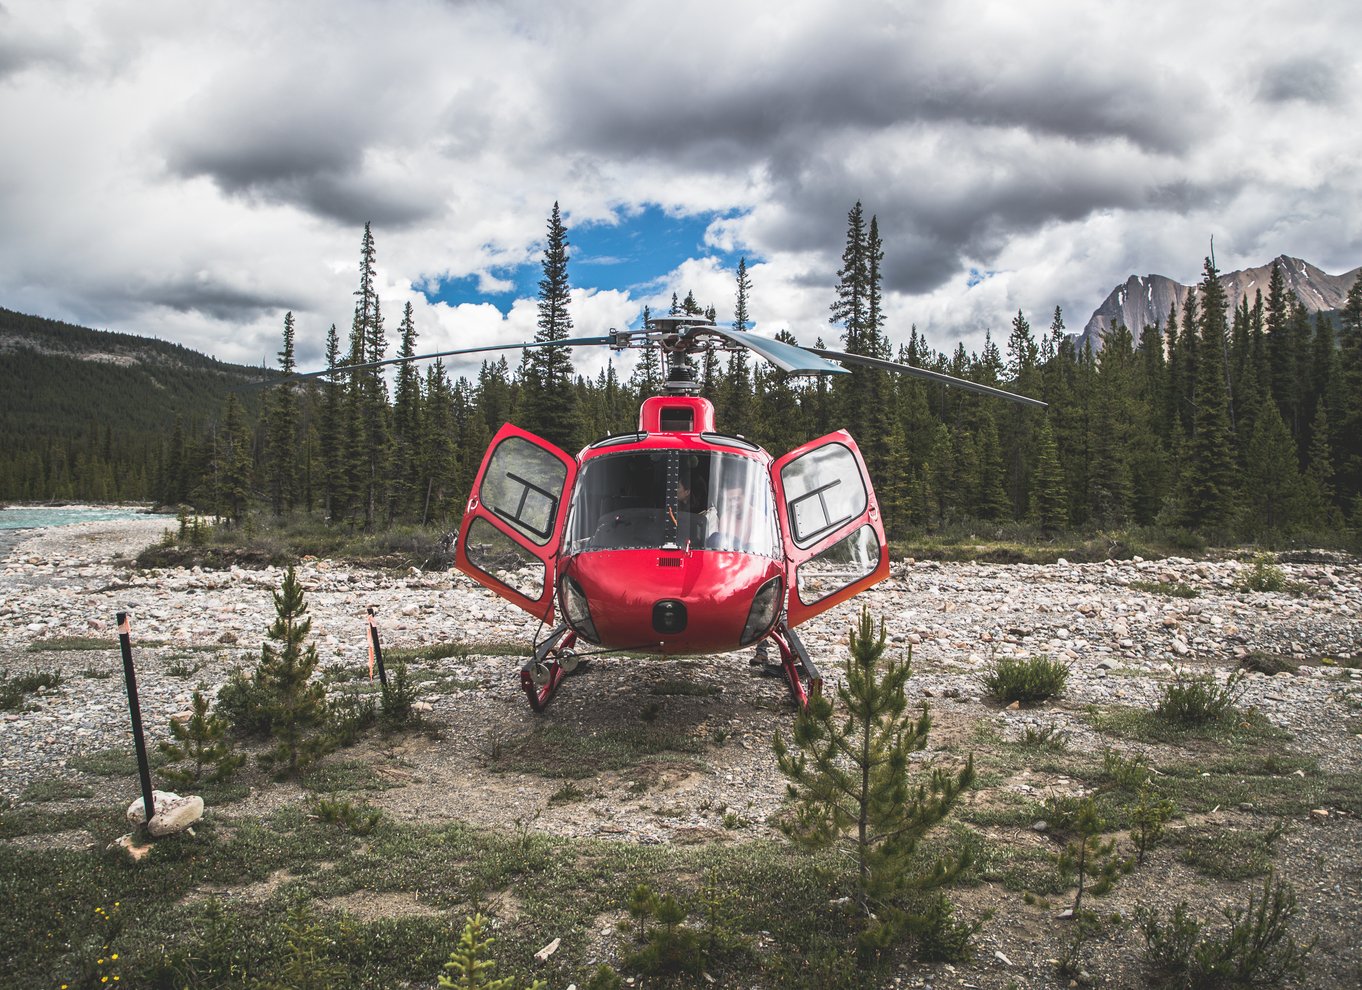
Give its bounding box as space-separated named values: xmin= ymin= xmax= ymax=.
xmin=3 ymin=518 xmax=1360 ymax=988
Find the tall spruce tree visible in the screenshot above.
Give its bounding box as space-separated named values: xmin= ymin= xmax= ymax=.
xmin=1242 ymin=397 xmax=1304 ymax=538
xmin=390 ymin=301 xmax=422 ymax=519
xmin=317 ymin=323 xmax=347 ymax=522
xmin=518 ymin=202 xmax=581 ymax=450
xmin=1180 ymin=257 xmax=1238 ymax=533
xmin=264 ymin=311 xmax=300 ymax=516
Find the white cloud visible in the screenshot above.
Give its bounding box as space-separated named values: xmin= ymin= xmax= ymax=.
xmin=1 ymin=0 xmax=1359 ymax=385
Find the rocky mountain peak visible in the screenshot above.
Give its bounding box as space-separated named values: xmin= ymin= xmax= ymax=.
xmin=1076 ymin=255 xmax=1360 ymax=352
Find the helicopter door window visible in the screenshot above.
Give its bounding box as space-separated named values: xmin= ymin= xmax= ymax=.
xmin=795 ymin=523 xmax=880 ymax=605
xmin=480 ymin=436 xmax=568 ymax=546
xmin=463 ymin=517 xmax=546 ymax=599
xmin=779 ymin=441 xmax=867 ymax=548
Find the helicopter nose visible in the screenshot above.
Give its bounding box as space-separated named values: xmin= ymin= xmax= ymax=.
xmin=652 ymin=599 xmax=687 ymax=634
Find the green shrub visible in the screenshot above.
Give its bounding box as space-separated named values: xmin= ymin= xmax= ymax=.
xmin=380 ymin=658 xmax=419 ymax=728
xmin=983 ymin=654 xmax=1070 ymax=705
xmin=1155 ymin=669 xmax=1246 ymax=728
xmin=327 ymin=692 xmax=377 ymax=747
xmin=1019 ymin=722 xmax=1071 ymax=750
xmin=1238 ymin=555 xmax=1286 ymax=593
xmin=1101 ymin=748 xmax=1153 ymax=791
xmin=1137 ymin=876 xmax=1314 ymax=987
xmin=0 ymin=668 xmax=63 ymax=711
xmin=312 ymin=796 xmax=382 ymax=835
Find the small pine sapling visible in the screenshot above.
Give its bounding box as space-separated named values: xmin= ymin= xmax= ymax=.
xmin=624 ymin=890 xmax=702 ymax=979
xmin=380 ymin=657 xmax=418 ymax=728
xmin=1130 ymin=786 xmax=1176 ymax=866
xmin=439 ymin=913 xmax=545 ymax=990
xmin=158 ymin=688 xmax=245 ymax=787
xmin=257 ymin=565 xmax=331 ymax=778
xmin=774 ymin=607 xmax=976 ymax=954
xmin=1055 ymin=797 xmax=1132 ymax=912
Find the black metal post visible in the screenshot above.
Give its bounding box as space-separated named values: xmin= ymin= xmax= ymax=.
xmin=116 ymin=612 xmax=155 ymax=829
xmin=367 ymin=607 xmax=388 ymax=688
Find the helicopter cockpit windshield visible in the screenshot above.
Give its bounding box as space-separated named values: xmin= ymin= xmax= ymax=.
xmin=565 ymin=450 xmax=780 ymax=557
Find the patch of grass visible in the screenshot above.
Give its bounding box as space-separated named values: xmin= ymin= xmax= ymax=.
xmin=383 ymin=640 xmax=530 ymax=663
xmin=1085 ymin=703 xmax=1289 ymax=746
xmin=20 ymin=778 xmax=95 ymax=803
xmin=484 ymin=723 xmax=706 ymax=779
xmin=26 ymin=636 xmax=110 ymax=652
xmin=548 ymin=782 xmax=590 ymax=806
xmin=78 ymin=665 xmax=115 ymax=679
xmin=983 ymin=654 xmax=1070 ymax=705
xmin=301 ymin=759 xmax=403 ymax=793
xmin=1176 ymin=822 xmax=1286 ymax=880
xmin=67 ymin=746 xmax=170 ymax=777
xmin=1018 ymin=722 xmax=1071 ymax=750
xmin=1128 ymin=579 xmax=1200 ymax=598
xmin=165 ymin=656 xmax=205 ymax=678
xmin=1100 ymin=748 xmax=1153 ymax=792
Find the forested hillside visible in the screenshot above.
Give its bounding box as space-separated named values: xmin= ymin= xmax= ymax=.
xmin=0 ymin=308 xmax=269 ymax=500
xmin=6 ymin=209 xmax=1361 ymax=548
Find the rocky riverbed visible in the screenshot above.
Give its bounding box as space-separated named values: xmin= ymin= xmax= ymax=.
xmin=3 ymin=518 xmax=1361 ymax=988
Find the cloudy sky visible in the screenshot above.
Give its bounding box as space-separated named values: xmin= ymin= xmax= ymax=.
xmin=3 ymin=0 xmax=1359 ymax=381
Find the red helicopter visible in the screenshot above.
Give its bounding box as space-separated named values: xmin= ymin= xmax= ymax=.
xmin=274 ymin=315 xmax=1044 ymax=711
xmin=449 ymin=315 xmax=1043 ymax=712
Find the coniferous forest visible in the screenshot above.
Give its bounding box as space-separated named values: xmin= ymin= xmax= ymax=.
xmin=5 ymin=203 xmax=1362 ymax=550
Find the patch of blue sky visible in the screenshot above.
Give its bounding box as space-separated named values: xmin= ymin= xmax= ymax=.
xmin=422 ymin=205 xmax=751 ymax=310
xmin=966 ymin=267 xmax=998 ymax=288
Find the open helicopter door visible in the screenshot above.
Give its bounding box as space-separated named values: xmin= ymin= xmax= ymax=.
xmin=771 ymin=430 xmax=890 ymax=627
xmin=456 ymin=424 xmax=577 ymax=622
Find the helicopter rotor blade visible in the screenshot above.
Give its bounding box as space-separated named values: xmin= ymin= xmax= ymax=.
xmin=808 ymin=348 xmax=1048 ymax=409
xmin=236 ymin=335 xmax=617 ymax=390
xmin=698 ymin=327 xmax=850 ymax=376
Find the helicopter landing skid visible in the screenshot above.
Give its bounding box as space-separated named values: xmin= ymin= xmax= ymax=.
xmin=521 ymin=625 xmax=580 ymax=712
xmin=767 ymin=623 xmax=822 ymax=709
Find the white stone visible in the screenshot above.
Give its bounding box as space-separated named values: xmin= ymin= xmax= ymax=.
xmin=127 ymin=790 xmax=204 ymax=837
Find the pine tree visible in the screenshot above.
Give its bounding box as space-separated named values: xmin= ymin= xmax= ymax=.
xmin=1030 ymin=417 xmax=1068 ymax=533
xmin=265 ymin=311 xmax=300 ymax=516
xmin=218 ymin=393 xmax=253 ymax=525
xmin=1302 ymin=403 xmax=1337 ymax=528
xmin=1180 ymin=257 xmax=1239 ymax=533
xmin=774 ymin=608 xmax=974 ymax=953
xmin=421 ymin=359 xmax=460 ymax=525
xmin=1088 ymin=323 xmax=1137 ymax=525
xmin=391 ymin=301 xmax=423 ymax=519
xmin=158 ymin=689 xmax=245 ymax=787
xmin=518 ymin=202 xmax=581 ymax=450
xmin=257 ymin=565 xmax=330 ymax=778
xmin=317 ymin=323 xmax=348 ymax=522
xmin=1242 ymin=398 xmax=1305 ymax=538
